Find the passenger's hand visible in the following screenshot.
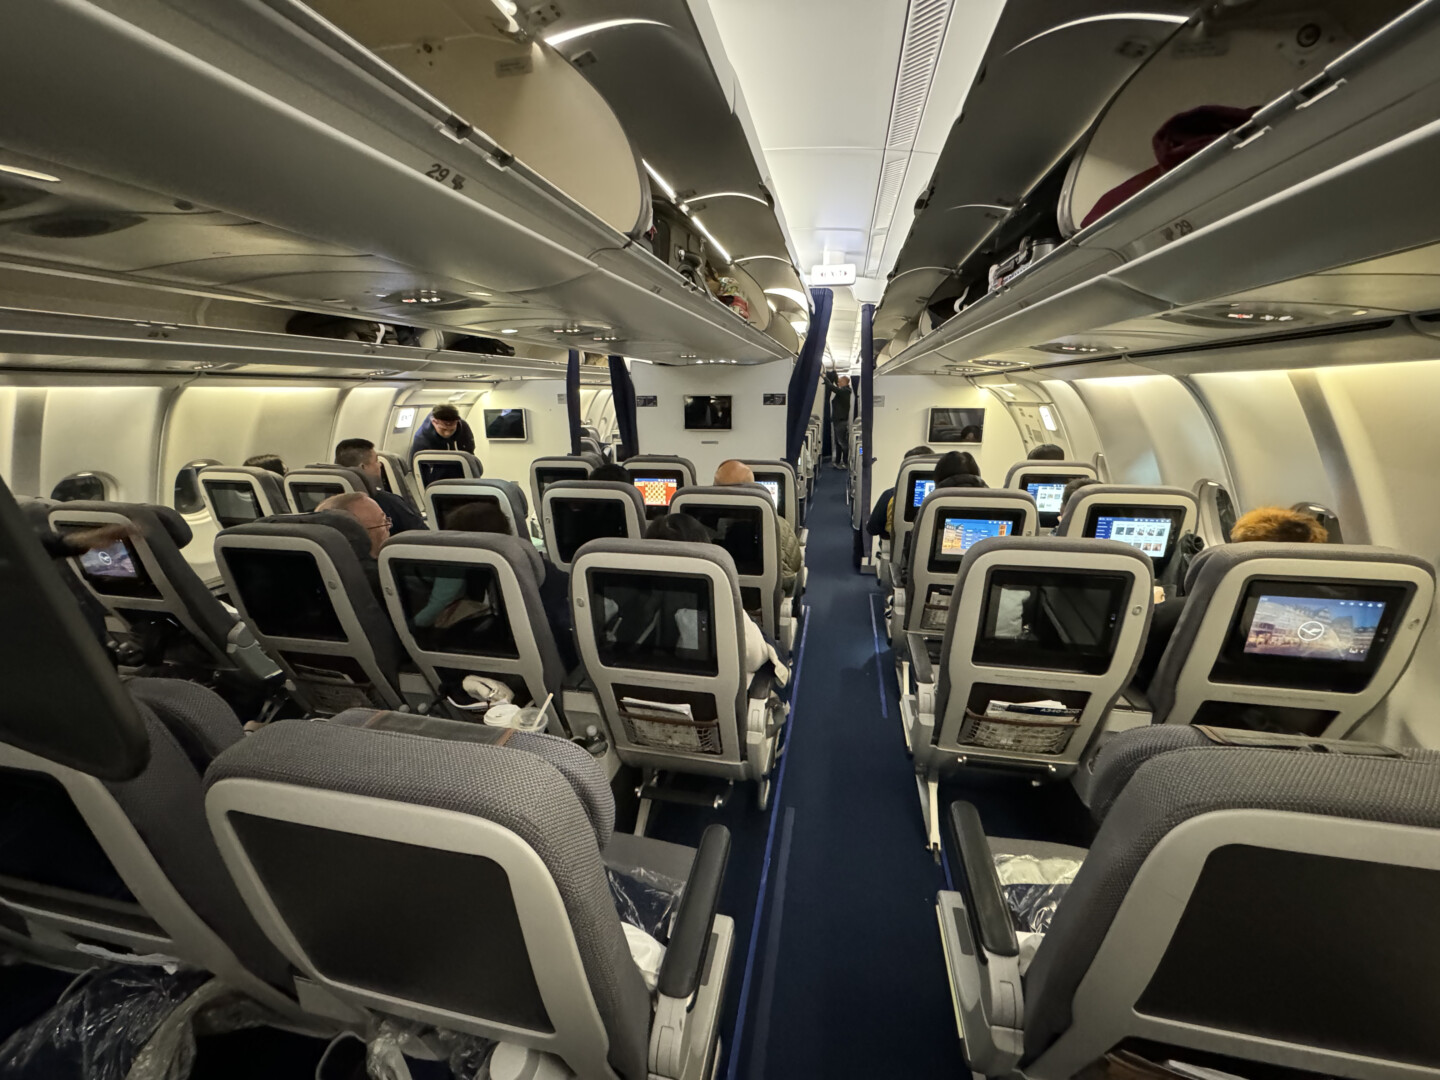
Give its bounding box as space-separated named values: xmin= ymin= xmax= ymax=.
xmin=67 ymin=522 xmax=140 ymax=552
xmin=1153 ymin=585 xmax=1167 ymax=605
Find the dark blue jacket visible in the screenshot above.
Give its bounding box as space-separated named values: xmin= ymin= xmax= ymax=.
xmin=410 ymin=416 xmax=476 ymax=457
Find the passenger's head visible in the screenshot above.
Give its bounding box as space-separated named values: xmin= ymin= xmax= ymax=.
xmin=837 ymin=375 xmax=850 ymax=388
xmin=934 ymin=450 xmax=981 ymax=485
xmin=446 ymin=500 xmax=512 ymax=536
xmin=335 ymin=437 xmax=381 ymax=479
xmin=714 ymin=459 xmax=755 ymax=486
xmin=243 ymin=453 xmax=286 ymax=476
xmin=430 ymin=404 xmax=462 ymax=439
xmin=316 ymin=491 xmax=388 ymax=557
xmin=645 ymin=513 xmax=711 ymax=544
xmin=1028 ymin=443 xmax=1066 ymax=461
xmin=1230 ymin=507 xmax=1329 ymax=544
xmin=937 ymin=473 xmax=986 ymax=490
xmin=1061 ymin=476 xmax=1099 ymax=509
xmin=904 ymin=445 xmax=934 ymax=459
xmin=958 ymin=425 xmax=983 ymax=443
xmin=589 ymin=463 xmax=632 ymax=484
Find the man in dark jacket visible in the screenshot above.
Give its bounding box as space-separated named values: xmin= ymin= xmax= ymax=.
xmin=410 ymin=404 xmax=476 ymax=457
xmin=335 ymin=438 xmax=427 ymax=535
xmin=823 ymin=371 xmax=852 ymax=469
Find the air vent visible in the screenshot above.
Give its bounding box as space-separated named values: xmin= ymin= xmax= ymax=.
xmin=379 ymin=288 xmax=480 ymax=311
xmin=15 ymin=212 xmax=143 ymax=239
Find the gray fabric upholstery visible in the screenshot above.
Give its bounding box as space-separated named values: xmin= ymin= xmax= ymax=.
xmin=933 ymin=537 xmax=1154 ymax=725
xmin=328 ymin=709 xmax=614 ymax=848
xmin=1003 ymin=461 xmax=1096 ymax=488
xmin=904 ymin=488 xmax=1038 ymax=617
xmin=1022 ymin=731 xmax=1440 ymax=1060
xmin=1054 ymin=485 xmax=1196 ymax=537
xmin=413 ymin=451 xmax=484 ymax=480
xmin=205 ymin=720 xmax=651 ymax=1080
xmin=114 ymin=681 xmax=293 ymax=989
xmin=1148 ymin=543 xmax=1436 ymax=723
xmin=1084 ymin=726 xmax=1215 ymax=823
xmin=16 ymin=496 xmax=57 ymax=533
xmin=292 ymin=464 xmax=374 ymax=497
xmin=124 ymin=676 xmax=249 ymax=770
xmin=428 ymin=478 xmax=531 ymax=539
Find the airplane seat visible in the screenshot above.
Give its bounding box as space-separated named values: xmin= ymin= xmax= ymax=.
xmin=530 ymin=455 xmax=597 ymax=514
xmin=214 ymin=511 xmax=407 ymax=714
xmin=881 ymin=454 xmax=942 ymax=593
xmin=903 ymin=536 xmax=1153 ymax=851
xmin=203 ymin=717 xmax=735 ymax=1080
xmin=735 ymin=458 xmax=802 ymax=539
xmin=412 ymin=449 xmax=484 ymax=490
xmin=374 ymin=450 xmax=424 ymax=513
xmin=1003 ymin=461 xmax=1100 ymax=532
xmin=624 ymin=455 xmax=698 ymax=521
xmin=671 ymin=486 xmax=793 ymax=653
xmin=47 ymin=499 xmax=279 ymax=685
xmin=283 ymin=464 xmax=371 ymax=514
xmin=541 ymin=479 xmax=647 ymax=572
xmin=570 ymin=538 xmax=790 ymax=809
xmin=378 ymin=531 xmax=569 ymax=727
xmin=937 ymin=723 xmax=1440 ymax=1080
xmin=578 ymin=435 xmax=604 ymax=457
xmin=623 ymin=455 xmax=697 ymax=487
xmin=1056 ymin=484 xmax=1201 ymax=592
xmin=426 ymin=477 xmax=529 ymax=536
xmin=1147 ymin=542 xmax=1435 ymax=738
xmin=198 ymin=465 xmax=291 ymax=527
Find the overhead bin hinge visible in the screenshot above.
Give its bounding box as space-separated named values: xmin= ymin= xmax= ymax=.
xmin=1228 ymin=122 xmax=1271 ymax=150
xmin=1295 ymin=75 xmax=1347 ymax=110
xmin=437 ymin=114 xmax=473 ymax=142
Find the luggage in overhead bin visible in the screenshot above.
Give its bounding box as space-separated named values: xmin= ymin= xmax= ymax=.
xmin=987 ymin=235 xmax=1059 ymax=292
xmin=449 ymin=334 xmax=515 ymax=356
xmin=650 ymin=199 xmax=711 ymax=289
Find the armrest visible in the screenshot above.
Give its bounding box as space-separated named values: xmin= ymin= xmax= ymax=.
xmin=947 ymin=802 xmax=1018 ymax=959
xmin=561 ymin=664 xmax=593 ymax=691
xmin=656 ymin=825 xmax=730 ymax=999
xmin=748 ymin=663 xmax=776 ymax=701
xmin=907 ymin=633 xmax=934 ymax=687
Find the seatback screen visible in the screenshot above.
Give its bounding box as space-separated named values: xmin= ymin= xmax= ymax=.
xmin=536 ymin=467 xmax=588 ymax=496
xmin=633 ymin=476 xmax=679 ymax=508
xmin=431 ymin=493 xmax=499 ymax=531
xmin=757 ymin=479 xmax=781 ymax=507
xmin=551 ymin=499 xmax=629 ymax=563
xmin=973 ymin=569 xmax=1128 ymax=674
xmin=418 ymin=460 xmax=465 ymax=488
xmin=79 ymin=540 xmax=138 ymax=581
xmin=225 ymin=547 xmax=345 ymax=641
xmin=290 ymin=482 xmax=343 ymax=514
xmin=588 ymin=569 xmax=717 ymax=675
xmin=392 ymin=559 xmax=518 ymax=658
xmin=1025 ymin=482 xmax=1066 ymax=515
xmin=1212 ymin=579 xmax=1411 ymax=693
xmin=59 ymin=527 xmax=160 ymax=599
xmin=904 ymin=475 xmax=936 ymax=521
xmin=1086 ymin=505 xmax=1186 ymax=571
xmin=205 ymin=480 xmax=263 ymax=528
xmin=927 ymin=512 xmax=1026 ymax=572
xmin=682 ymin=505 xmax=765 ymax=577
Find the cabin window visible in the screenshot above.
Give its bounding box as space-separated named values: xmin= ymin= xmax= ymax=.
xmin=50 ymin=472 xmax=109 ymax=502
xmin=173 ymin=459 xmax=221 ymax=514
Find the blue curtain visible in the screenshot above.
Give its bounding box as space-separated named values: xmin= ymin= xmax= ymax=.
xmin=607 ymin=355 xmax=639 ymax=460
xmin=860 ymin=300 xmax=876 ymax=525
xmin=785 ymin=287 xmax=834 ymax=465
xmin=566 ymin=349 xmax=582 ymax=455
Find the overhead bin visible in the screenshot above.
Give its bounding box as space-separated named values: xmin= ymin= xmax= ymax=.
xmin=0 ymin=0 xmax=790 ymax=365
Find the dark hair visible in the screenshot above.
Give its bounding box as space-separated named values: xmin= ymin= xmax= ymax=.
xmin=645 ymin=513 xmax=712 ymax=544
xmin=243 ymin=453 xmax=285 ymax=476
xmin=432 ymin=404 xmax=462 ymax=423
xmin=934 ymin=450 xmax=981 ymax=484
xmin=1061 ymin=476 xmax=1100 ymax=509
xmin=937 ymin=473 xmax=987 ymax=489
xmin=1028 ymin=443 xmax=1066 ymax=461
xmin=904 ymin=445 xmax=934 ymax=459
xmin=334 ymin=437 xmax=376 ymax=470
xmin=446 ymin=501 xmax=511 ymax=535
xmin=958 ymin=425 xmax=983 ymax=443
xmin=589 ymin=463 xmax=633 ymax=484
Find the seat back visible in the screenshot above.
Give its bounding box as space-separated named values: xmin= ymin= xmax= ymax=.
xmin=671 ymin=486 xmax=784 ymax=642
xmin=205 ymin=718 xmax=651 ymax=1079
xmin=1057 ymin=485 xmax=1200 ymax=578
xmin=283 ymin=465 xmax=370 ymax=514
xmin=375 ymin=451 xmax=424 ymax=514
xmin=412 ymin=449 xmax=484 ymax=490
xmin=379 ymin=532 xmax=567 ymax=725
xmin=199 ymin=466 xmax=291 ymax=527
xmin=541 ymin=480 xmax=646 ymax=572
xmin=890 ymin=455 xmax=942 ymax=581
xmin=215 ymin=512 xmax=406 ymax=713
xmin=48 ymin=500 xmax=246 ymax=672
xmin=1149 ymin=543 xmax=1435 ymax=736
xmin=571 ymin=539 xmax=749 ymax=771
xmin=905 ymin=489 xmax=1039 ymax=636
xmin=530 ymin=456 xmax=595 ymax=514
xmin=426 ymin=478 xmax=528 ymax=535
xmin=624 ymin=456 xmax=696 ymax=521
xmin=1003 ymin=460 xmax=1099 ymax=530
xmin=736 ymin=459 xmax=799 ymax=525
xmin=930 ymin=537 xmax=1153 ymax=775
xmin=1019 ymin=725 xmax=1440 ymax=1080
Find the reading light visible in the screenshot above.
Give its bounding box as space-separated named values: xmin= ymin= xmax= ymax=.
xmin=0 ymin=164 xmax=61 ymax=183
xmin=642 ymin=160 xmax=677 ymax=202
xmin=500 ymin=328 xmax=518 ymax=334
xmin=689 ymin=215 xmax=730 ymax=263
xmin=545 ymin=18 xmax=667 ymax=47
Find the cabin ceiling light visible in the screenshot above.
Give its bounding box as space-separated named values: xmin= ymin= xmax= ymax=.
xmin=487 ymin=0 xmax=520 ymax=34
xmin=688 ymin=191 xmax=769 ymax=206
xmin=545 ymin=18 xmax=668 ymax=47
xmin=1007 ymin=12 xmax=1189 ymax=54
xmin=689 ymin=215 xmax=730 ymax=264
xmin=0 ymin=163 xmax=61 ymax=183
xmin=500 ymin=328 xmax=518 ymax=334
xmin=642 ymin=160 xmax=677 ymax=202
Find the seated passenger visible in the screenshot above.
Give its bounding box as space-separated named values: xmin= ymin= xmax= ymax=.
xmin=935 ymin=450 xmax=984 ymax=487
xmin=589 ymin=462 xmax=634 ymax=484
xmin=442 ymin=500 xmax=578 ymax=671
xmin=334 ymin=437 xmax=425 ymax=534
xmin=1028 ymin=443 xmax=1067 ymax=461
xmin=1132 ymin=506 xmax=1330 ymax=693
xmin=937 ymin=473 xmax=986 ymax=490
xmin=315 ymin=491 xmax=388 ymax=597
xmin=868 ymin=445 xmax=933 ymax=540
xmin=713 ymin=459 xmax=802 ymax=593
xmin=645 ymin=513 xmax=787 ymax=686
xmin=243 ymin=453 xmax=286 ymax=476
xmin=1051 ymin=476 xmax=1101 ymax=534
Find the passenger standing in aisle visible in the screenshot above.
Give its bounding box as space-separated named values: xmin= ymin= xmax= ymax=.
xmin=410 ymin=403 xmax=476 ymax=457
xmin=824 ymin=371 xmax=852 ymax=469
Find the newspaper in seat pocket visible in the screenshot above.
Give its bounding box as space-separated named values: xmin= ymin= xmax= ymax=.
xmin=984 ymin=699 xmax=1080 ymax=723
xmin=620 ymin=697 xmax=695 ymax=722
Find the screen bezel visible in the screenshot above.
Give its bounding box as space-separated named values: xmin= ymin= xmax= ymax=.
xmin=1083 ymin=504 xmax=1186 ymax=573
xmin=927 ymin=407 xmax=986 ymax=444
xmin=588 ymin=568 xmax=719 ymax=675
xmin=60 ymin=526 xmax=160 ymax=599
xmin=482 ymin=408 xmax=528 ymax=441
xmin=204 ymin=479 xmax=263 ymax=528
xmin=752 ymin=474 xmax=786 ymax=514
xmin=926 ymin=511 xmax=1027 ymax=573
xmin=904 ymin=473 xmax=937 ymax=522
xmin=536 ymin=466 xmax=590 ymax=497
xmin=972 ymin=568 xmax=1129 ymax=675
xmin=682 ymin=395 xmax=734 ymax=431
xmin=550 ymin=498 xmax=631 ymax=563
xmin=1019 ymin=473 xmax=1074 ymax=528
xmin=681 ymin=504 xmax=765 ymax=577
xmin=1210 ymin=578 xmax=1413 ymax=693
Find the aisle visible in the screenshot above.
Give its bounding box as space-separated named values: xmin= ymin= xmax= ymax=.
xmin=722 ymin=469 xmax=966 ymax=1079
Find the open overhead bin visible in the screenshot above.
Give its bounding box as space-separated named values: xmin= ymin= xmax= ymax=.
xmin=0 ymin=0 xmax=793 ymax=366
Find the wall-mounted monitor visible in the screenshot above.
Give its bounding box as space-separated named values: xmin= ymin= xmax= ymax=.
xmin=929 ymin=407 xmax=985 ymax=444
xmin=482 ymin=408 xmax=527 ymax=441
xmin=683 ymin=395 xmax=732 ymax=431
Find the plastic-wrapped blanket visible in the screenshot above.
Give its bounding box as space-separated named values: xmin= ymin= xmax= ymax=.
xmin=606 ymin=863 xmax=684 ymax=941
xmin=993 ymin=852 xmax=1082 ymax=936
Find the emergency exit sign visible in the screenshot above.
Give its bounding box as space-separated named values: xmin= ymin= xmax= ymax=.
xmin=810 ymin=263 xmax=856 ymax=286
